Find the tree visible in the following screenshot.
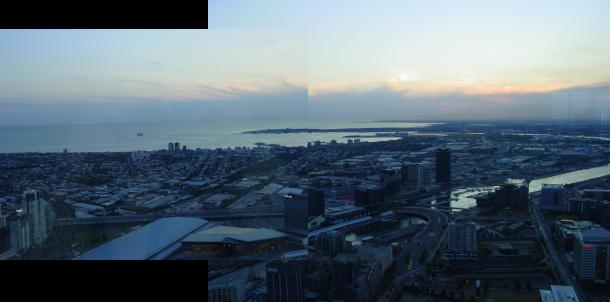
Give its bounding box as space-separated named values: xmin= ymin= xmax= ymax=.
xmin=527 ymin=281 xmax=532 ymax=292
xmin=515 ymin=280 xmax=522 ymax=291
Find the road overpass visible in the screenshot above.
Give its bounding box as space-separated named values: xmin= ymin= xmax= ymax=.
xmin=55 ymin=207 xmax=284 ymax=226
xmin=382 ymin=206 xmax=449 ymax=301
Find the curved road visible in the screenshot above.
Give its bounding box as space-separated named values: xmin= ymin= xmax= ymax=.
xmin=381 ymin=207 xmax=449 ymax=301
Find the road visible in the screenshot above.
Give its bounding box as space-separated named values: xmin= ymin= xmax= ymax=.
xmin=381 ymin=207 xmax=449 ymax=302
xmin=529 ymin=195 xmax=583 ymax=301
xmin=55 ymin=206 xmax=284 ymax=226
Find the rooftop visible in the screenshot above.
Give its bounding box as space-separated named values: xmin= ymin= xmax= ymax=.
xmin=75 ymin=217 xmax=208 ymax=260
xmin=541 ymin=285 xmax=580 ymax=302
xmin=579 ymin=225 xmax=610 ymax=243
xmin=182 ymin=225 xmax=287 ymax=244
xmin=542 ymin=183 xmax=565 ymax=189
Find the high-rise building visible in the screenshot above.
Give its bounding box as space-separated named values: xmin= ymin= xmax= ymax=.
xmin=402 ymin=163 xmax=423 ymax=191
xmin=208 ymin=282 xmax=245 ymax=302
xmin=592 ymin=201 xmax=610 ymax=230
xmin=332 ymin=254 xmax=357 ymax=301
xmin=168 ymin=142 xmax=174 ymax=151
xmin=307 ymin=188 xmax=325 ymax=217
xmin=476 ymin=178 xmax=528 ymax=209
xmin=541 ymin=184 xmax=567 ymax=212
xmin=22 ymin=190 xmax=53 ymax=245
xmin=420 ymin=161 xmax=434 ymax=187
xmin=174 ymin=142 xmax=180 ymax=151
xmin=435 ymin=148 xmax=451 ymax=184
xmin=583 ymin=189 xmax=610 ymax=202
xmin=8 ymin=213 xmax=31 ymax=252
xmin=380 ymin=169 xmax=400 ymax=196
xmin=283 ymin=190 xmax=325 ymax=235
xmin=316 ymin=230 xmax=345 ymax=257
xmin=568 ymin=198 xmax=597 ymax=218
xmin=354 ymin=184 xmax=385 ymax=207
xmin=446 ymin=222 xmax=477 ymax=260
xmin=573 ymin=225 xmax=610 ymax=283
xmin=266 ymin=259 xmax=305 ymax=302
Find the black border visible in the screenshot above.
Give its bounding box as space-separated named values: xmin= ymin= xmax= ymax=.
xmin=1 ymin=1 xmax=209 ymax=28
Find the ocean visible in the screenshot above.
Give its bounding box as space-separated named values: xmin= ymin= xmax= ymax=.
xmin=0 ymin=119 xmax=434 ymax=153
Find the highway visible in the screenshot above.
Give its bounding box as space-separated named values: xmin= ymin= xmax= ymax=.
xmin=529 ymin=196 xmax=583 ymax=301
xmin=55 ymin=206 xmax=283 ymax=226
xmin=381 ymin=206 xmax=449 ymax=302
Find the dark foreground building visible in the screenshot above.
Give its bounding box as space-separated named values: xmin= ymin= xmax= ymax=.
xmin=267 ymin=259 xmax=306 ymax=302
xmin=435 ymin=148 xmax=451 ymax=184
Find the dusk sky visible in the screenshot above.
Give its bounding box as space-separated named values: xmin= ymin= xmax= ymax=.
xmin=1 ymin=1 xmax=610 ymax=125
xmin=210 ymin=0 xmax=610 ymax=121
xmin=210 ymin=0 xmax=610 ymax=96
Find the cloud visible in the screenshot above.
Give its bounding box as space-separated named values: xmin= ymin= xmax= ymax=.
xmin=309 ymin=83 xmax=610 ymax=121
xmin=0 ymin=83 xmax=308 ymax=126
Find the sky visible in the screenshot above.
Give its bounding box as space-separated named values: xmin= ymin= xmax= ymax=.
xmin=209 ymin=0 xmax=610 ymax=121
xmin=1 ymin=1 xmax=610 ymax=125
xmin=0 ymin=29 xmax=309 ymax=125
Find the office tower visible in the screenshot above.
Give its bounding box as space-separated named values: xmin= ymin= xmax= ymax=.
xmin=316 ymin=230 xmax=345 ymax=257
xmin=168 ymin=142 xmax=174 ymax=151
xmin=174 ymin=142 xmax=180 ymax=151
xmin=9 ymin=214 xmax=31 ymax=252
xmin=332 ymin=254 xmax=357 ymax=301
xmin=283 ymin=190 xmax=325 ymax=235
xmin=574 ymin=225 xmax=610 ymax=282
xmin=354 ymin=185 xmax=385 ymax=207
xmin=402 ymin=163 xmax=423 ymax=191
xmin=329 ymin=190 xmax=337 ymax=201
xmin=208 ymin=281 xmax=245 ymax=302
xmin=540 ymin=184 xmax=567 ymax=212
xmin=475 ymin=179 xmax=529 ymax=209
xmin=569 ymin=198 xmax=597 ymax=218
xmin=307 ymin=188 xmax=325 ymax=217
xmin=22 ymin=190 xmax=53 ymax=245
xmin=435 ymin=148 xmax=451 ymax=183
xmin=446 ymin=222 xmax=478 ymax=260
xmin=266 ymin=260 xmax=305 ymax=302
xmin=592 ymin=201 xmax=610 ymax=231
xmin=380 ymin=169 xmax=400 ymax=196
xmin=182 ymin=145 xmax=187 ymax=152
xmin=583 ymin=189 xmax=610 ymax=201
xmin=420 ymin=161 xmax=434 ymax=187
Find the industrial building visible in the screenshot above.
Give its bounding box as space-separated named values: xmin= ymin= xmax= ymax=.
xmin=180 ymin=225 xmax=292 ymax=256
xmin=74 ymin=217 xmax=209 ymax=260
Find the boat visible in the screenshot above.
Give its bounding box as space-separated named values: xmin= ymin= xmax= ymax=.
xmin=136 ymin=132 xmax=143 ymax=136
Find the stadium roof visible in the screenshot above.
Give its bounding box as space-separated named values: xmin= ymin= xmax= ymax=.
xmin=182 ymin=225 xmax=286 ymax=244
xmin=74 ymin=217 xmax=209 ymax=260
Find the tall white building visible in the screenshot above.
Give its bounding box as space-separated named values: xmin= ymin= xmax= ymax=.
xmin=21 ymin=190 xmax=53 ymax=246
xmin=574 ymin=225 xmax=610 ymax=283
xmin=540 ymin=184 xmax=567 ymax=212
xmin=9 ymin=214 xmax=31 ymax=252
xmin=445 ymin=222 xmax=478 ymax=260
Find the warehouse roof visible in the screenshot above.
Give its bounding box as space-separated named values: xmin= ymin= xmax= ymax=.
xmin=182 ymin=225 xmax=286 ymax=244
xmin=74 ymin=217 xmax=209 ymax=260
